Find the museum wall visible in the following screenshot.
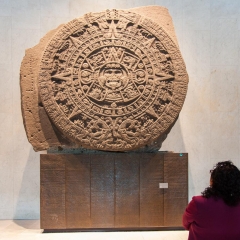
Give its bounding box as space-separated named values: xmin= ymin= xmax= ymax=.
xmin=0 ymin=0 xmax=239 ymax=219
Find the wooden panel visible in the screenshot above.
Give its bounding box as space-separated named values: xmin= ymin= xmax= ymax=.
xmin=65 ymin=154 xmax=91 ymax=228
xmin=40 ymin=154 xmax=66 ymax=229
xmin=163 ymin=153 xmax=188 ymax=227
xmin=115 ymin=154 xmax=140 ymax=227
xmin=140 ymin=153 xmax=164 ymax=227
xmin=40 ymin=152 xmax=188 ymax=230
xmin=91 ymin=155 xmax=114 ymax=228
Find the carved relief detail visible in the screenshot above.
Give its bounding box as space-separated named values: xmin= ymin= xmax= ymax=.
xmin=39 ymin=9 xmax=188 ymax=151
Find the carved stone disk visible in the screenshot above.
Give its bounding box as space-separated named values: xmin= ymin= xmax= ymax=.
xmin=39 ymin=9 xmax=188 ymax=151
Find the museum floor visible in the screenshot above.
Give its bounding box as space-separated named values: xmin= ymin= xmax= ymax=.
xmin=0 ymin=220 xmax=189 ymax=240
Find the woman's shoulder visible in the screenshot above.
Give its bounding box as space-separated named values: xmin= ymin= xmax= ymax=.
xmin=192 ymin=195 xmax=229 ymax=208
xmin=192 ymin=195 xmax=206 ymax=202
xmin=191 ymin=195 xmax=218 ymax=205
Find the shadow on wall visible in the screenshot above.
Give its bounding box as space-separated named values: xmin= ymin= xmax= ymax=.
xmin=12 ymin=219 xmax=40 ymax=229
xmin=161 ymin=117 xmax=186 ymax=154
xmin=13 ymin=147 xmax=44 ymax=220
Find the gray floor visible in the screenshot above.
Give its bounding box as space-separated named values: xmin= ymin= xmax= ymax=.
xmin=0 ymin=220 xmax=189 ymax=240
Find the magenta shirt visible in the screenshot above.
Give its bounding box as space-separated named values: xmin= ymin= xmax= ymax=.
xmin=182 ymin=196 xmax=240 ymax=240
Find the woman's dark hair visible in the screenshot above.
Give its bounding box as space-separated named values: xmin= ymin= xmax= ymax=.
xmin=202 ymin=161 xmax=240 ymax=206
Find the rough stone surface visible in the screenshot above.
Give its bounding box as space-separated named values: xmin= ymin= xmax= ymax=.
xmin=20 ymin=6 xmax=188 ymax=152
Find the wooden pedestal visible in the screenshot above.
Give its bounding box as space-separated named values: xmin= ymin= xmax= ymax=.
xmin=40 ymin=152 xmax=188 ymax=231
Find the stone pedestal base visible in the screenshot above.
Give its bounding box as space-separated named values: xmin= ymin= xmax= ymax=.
xmin=40 ymin=152 xmax=188 ymax=231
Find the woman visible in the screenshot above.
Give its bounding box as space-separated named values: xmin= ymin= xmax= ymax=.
xmin=183 ymin=161 xmax=240 ymax=240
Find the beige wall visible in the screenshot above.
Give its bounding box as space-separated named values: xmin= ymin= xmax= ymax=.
xmin=0 ymin=0 xmax=239 ymax=219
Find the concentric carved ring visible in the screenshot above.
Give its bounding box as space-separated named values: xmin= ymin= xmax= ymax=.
xmin=39 ymin=9 xmax=188 ymax=151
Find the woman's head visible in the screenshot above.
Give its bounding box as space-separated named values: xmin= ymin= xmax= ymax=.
xmin=202 ymin=161 xmax=240 ymax=206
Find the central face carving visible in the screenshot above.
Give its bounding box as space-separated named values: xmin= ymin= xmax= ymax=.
xmin=78 ymin=45 xmax=143 ymax=106
xmin=98 ymin=63 xmax=128 ymax=102
xmin=100 ymin=63 xmax=126 ymax=90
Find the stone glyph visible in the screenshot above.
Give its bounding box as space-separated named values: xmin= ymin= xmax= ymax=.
xmin=20 ymin=6 xmax=188 ymax=152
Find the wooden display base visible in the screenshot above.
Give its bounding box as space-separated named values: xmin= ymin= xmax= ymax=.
xmin=40 ymin=152 xmax=188 ymax=231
